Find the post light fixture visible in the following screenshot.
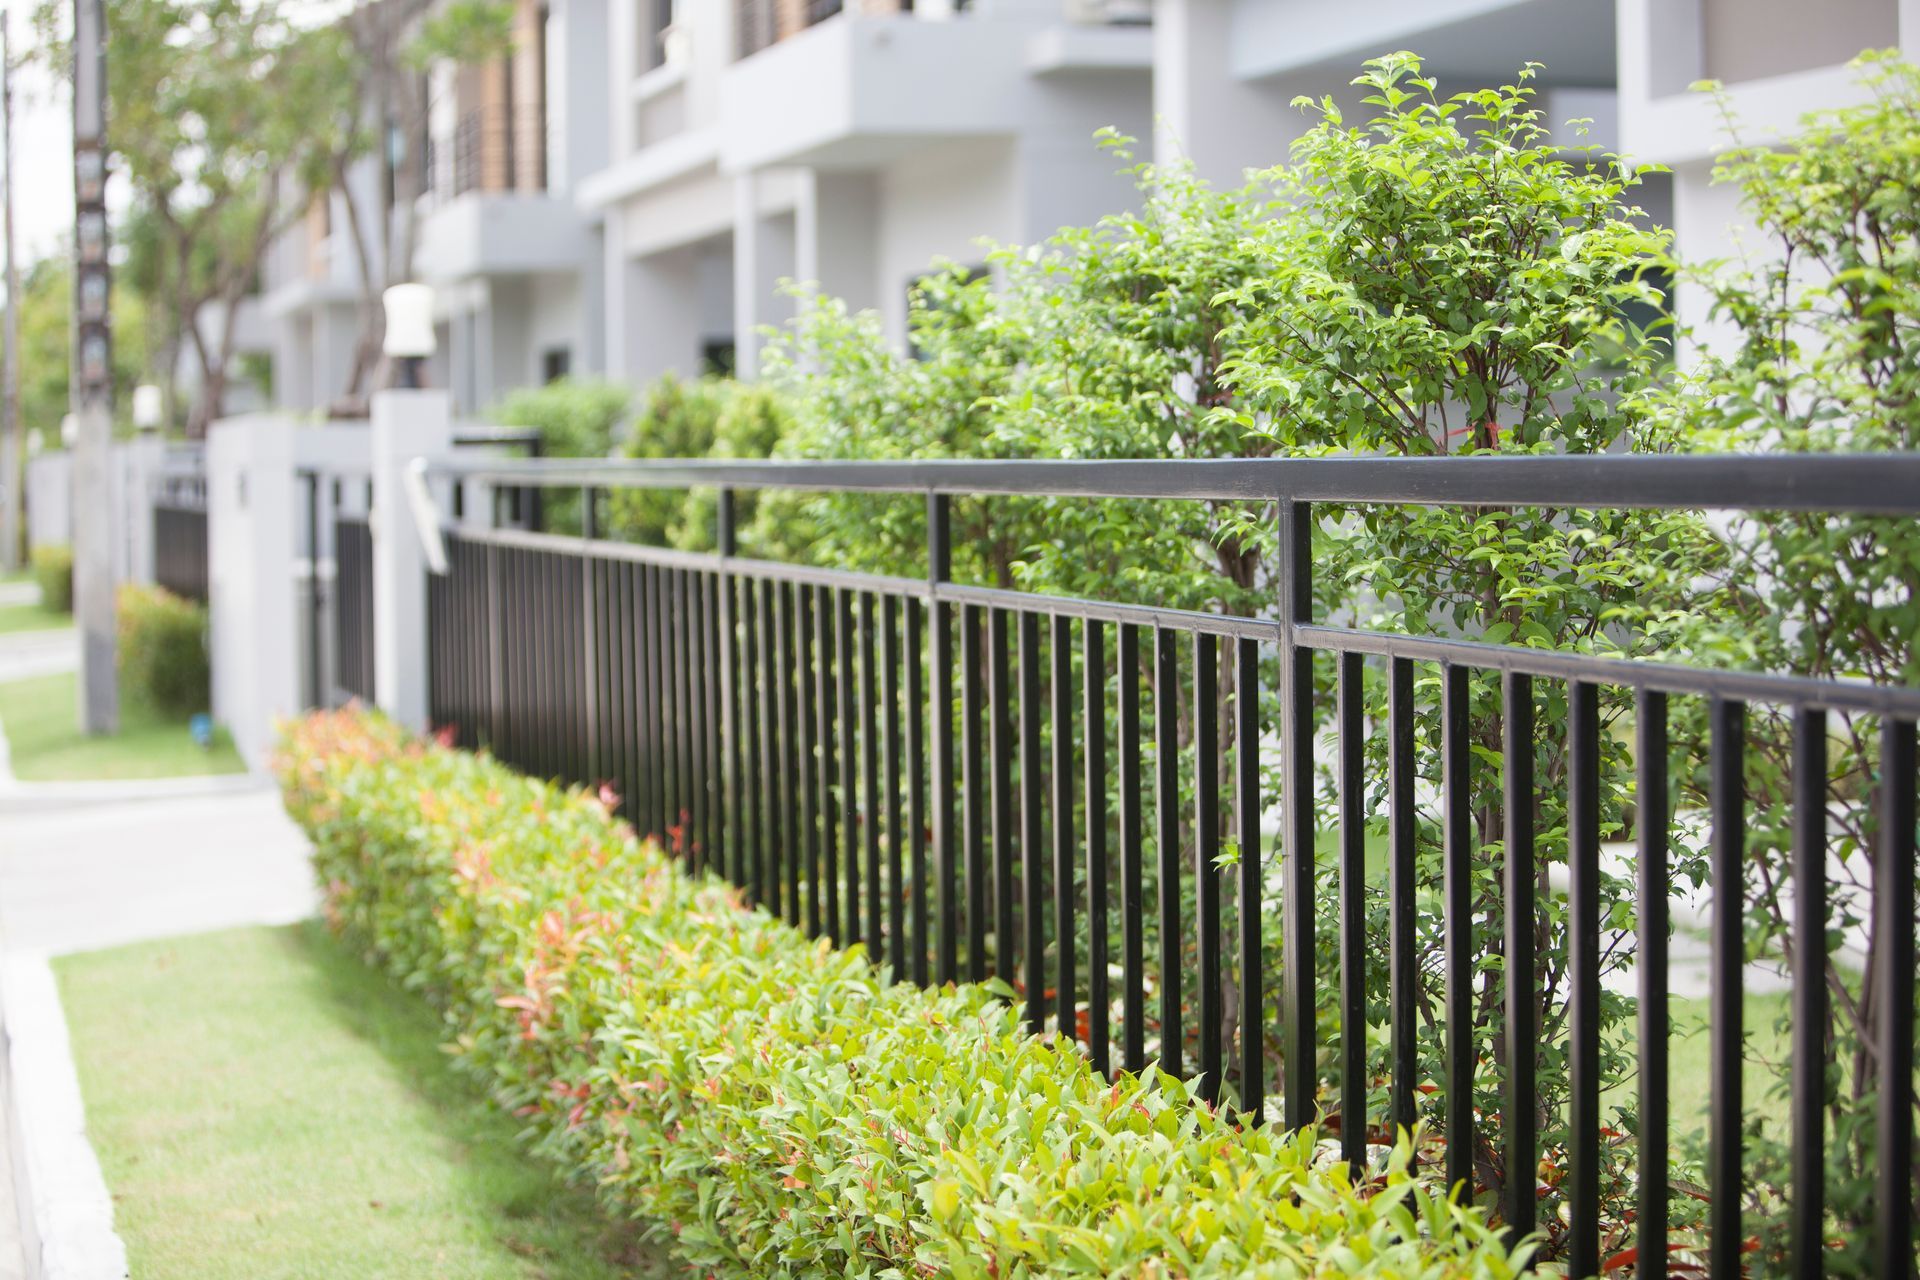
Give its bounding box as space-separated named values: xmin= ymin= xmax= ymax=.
xmin=131 ymin=383 xmax=163 ymax=432
xmin=382 ymin=283 xmax=436 ymax=390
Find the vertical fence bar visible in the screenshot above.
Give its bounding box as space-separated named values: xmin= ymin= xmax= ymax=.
xmin=1020 ymin=609 xmax=1045 ymax=1034
xmin=1194 ymin=633 xmax=1221 ymax=1103
xmin=705 ymin=569 xmax=721 ymax=862
xmin=1051 ymin=614 xmax=1076 ymax=1043
xmin=740 ymin=576 xmax=761 ymax=899
xmin=1154 ymin=626 xmax=1181 ymax=1078
xmin=930 ymin=495 xmax=957 ymax=984
xmin=1278 ymin=499 xmax=1314 ymax=1132
xmin=1569 ymin=679 xmax=1601 ymax=1278
xmin=756 ymin=579 xmax=779 ymax=912
xmin=673 ymin=569 xmax=691 ymax=850
xmin=1235 ymin=635 xmax=1263 ymax=1124
xmin=816 ymin=585 xmax=839 ymax=942
xmin=1790 ymin=707 xmax=1828 ymax=1280
xmin=718 ymin=490 xmax=739 ymax=882
xmin=642 ymin=564 xmax=660 ymax=835
xmin=1442 ymin=662 xmax=1474 ymax=1197
xmin=1504 ymin=672 xmax=1537 ymax=1241
xmin=582 ymin=494 xmax=601 ymax=783
xmin=990 ymin=609 xmax=1015 ymax=979
xmin=1875 ymin=716 xmax=1915 ymax=1280
xmin=1387 ymin=658 xmax=1418 ymax=1137
xmin=780 ymin=582 xmax=802 ymax=928
xmin=906 ymin=597 xmax=929 ymax=986
xmin=694 ymin=570 xmax=712 ymax=864
xmin=487 ymin=542 xmax=505 ymax=755
xmin=798 ymin=585 xmax=820 ymax=935
xmin=1635 ymin=689 xmax=1670 ymax=1280
xmin=1337 ymin=651 xmax=1365 ymax=1173
xmin=860 ymin=593 xmax=882 ymax=954
xmin=305 ymin=472 xmax=322 ymax=709
xmin=1709 ymin=697 xmax=1745 ymax=1280
xmin=963 ymin=605 xmax=987 ymax=982
xmin=1085 ymin=618 xmax=1109 ymax=1077
xmin=883 ymin=595 xmax=905 ymax=976
xmin=1121 ymin=625 xmax=1147 ymax=1078
xmin=837 ymin=587 xmax=858 ymax=945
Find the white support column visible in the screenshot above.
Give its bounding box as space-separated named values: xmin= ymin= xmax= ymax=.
xmin=1152 ymin=0 xmax=1304 ymax=187
xmin=207 ymin=413 xmax=299 ymax=770
xmin=732 ymin=171 xmax=763 ymax=379
xmin=122 ymin=432 xmax=162 ymax=586
xmin=370 ymin=388 xmax=453 ymax=733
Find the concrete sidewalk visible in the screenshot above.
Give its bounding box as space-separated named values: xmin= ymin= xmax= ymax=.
xmin=0 ymin=778 xmax=318 ymax=1280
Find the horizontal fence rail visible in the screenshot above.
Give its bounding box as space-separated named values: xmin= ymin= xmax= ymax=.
xmin=421 ymin=452 xmax=1920 ymax=1280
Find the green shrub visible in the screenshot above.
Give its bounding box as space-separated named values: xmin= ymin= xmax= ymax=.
xmin=275 ymin=708 xmax=1527 ymax=1279
xmin=31 ymin=544 xmax=72 ymax=614
xmin=116 ymin=584 xmax=209 ymax=717
xmin=489 ymin=377 xmax=633 ymax=461
xmin=606 ymin=374 xmax=796 ymax=552
xmin=488 ymin=378 xmax=635 ymax=534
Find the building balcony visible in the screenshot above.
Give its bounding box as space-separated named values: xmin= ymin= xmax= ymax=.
xmin=719 ymin=14 xmax=1044 ymax=171
xmin=414 ymin=190 xmax=591 ymax=282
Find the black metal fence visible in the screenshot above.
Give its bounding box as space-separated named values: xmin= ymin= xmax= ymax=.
xmin=152 ymin=472 xmax=209 ymax=603
xmin=423 ymin=453 xmax=1920 ymax=1280
xmin=335 ymin=514 xmax=375 ymax=704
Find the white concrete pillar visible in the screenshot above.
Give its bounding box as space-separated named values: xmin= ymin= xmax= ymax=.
xmin=804 ymin=171 xmax=880 ymax=316
xmin=207 ymin=413 xmax=299 ymax=769
xmin=1152 ymin=0 xmax=1304 ymax=186
xmin=370 ymin=388 xmax=453 ymax=733
xmin=71 ymin=401 xmax=117 ymax=734
xmin=733 ymin=171 xmax=764 ymax=378
xmin=122 ymin=433 xmax=163 ymax=586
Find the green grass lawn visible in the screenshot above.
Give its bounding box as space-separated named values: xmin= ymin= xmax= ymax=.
xmin=0 ymin=599 xmax=70 ymax=634
xmin=55 ymin=924 xmax=683 ymax=1280
xmin=0 ymin=670 xmax=243 ymax=780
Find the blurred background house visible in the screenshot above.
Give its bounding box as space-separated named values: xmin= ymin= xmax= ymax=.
xmin=245 ymin=0 xmax=1918 ymax=420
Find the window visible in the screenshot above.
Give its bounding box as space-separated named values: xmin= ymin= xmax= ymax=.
xmin=542 ymin=348 xmax=572 ymax=384
xmin=701 ymin=339 xmax=736 ymax=378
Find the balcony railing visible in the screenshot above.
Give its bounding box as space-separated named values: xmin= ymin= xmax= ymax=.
xmin=424 ymin=104 xmax=549 ymax=204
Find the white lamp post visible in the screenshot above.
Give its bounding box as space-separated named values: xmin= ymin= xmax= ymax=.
xmin=382 ymin=283 xmax=436 ymax=390
xmin=131 ymin=383 xmax=163 ymax=433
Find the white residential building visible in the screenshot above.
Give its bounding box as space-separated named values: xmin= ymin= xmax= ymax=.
xmin=1616 ymin=0 xmax=1919 ymax=355
xmin=417 ymin=0 xmax=612 ymax=408
xmin=255 ymin=0 xmax=1913 ymax=417
xmin=581 ymin=0 xmax=1155 ymax=383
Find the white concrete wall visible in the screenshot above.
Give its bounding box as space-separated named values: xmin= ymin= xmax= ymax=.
xmin=207 ymin=415 xmax=299 ymax=770
xmin=24 ymin=453 xmax=70 ymax=553
xmin=527 ymin=271 xmax=587 ymax=380
xmin=874 ymin=140 xmax=1019 ymax=343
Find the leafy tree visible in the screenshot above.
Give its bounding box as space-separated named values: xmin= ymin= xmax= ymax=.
xmin=34 ymin=0 xmax=330 ymax=433
xmin=16 ymin=251 xmax=148 ymax=439
xmin=304 ymin=0 xmax=515 ymax=409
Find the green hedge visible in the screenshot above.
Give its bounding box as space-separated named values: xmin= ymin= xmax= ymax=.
xmin=31 ymin=544 xmax=72 ymax=614
xmin=275 ymin=710 xmax=1525 ymax=1279
xmin=116 ymin=584 xmax=210 ymax=717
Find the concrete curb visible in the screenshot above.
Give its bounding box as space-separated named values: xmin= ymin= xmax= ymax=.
xmin=0 ymin=957 xmax=127 ymax=1280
